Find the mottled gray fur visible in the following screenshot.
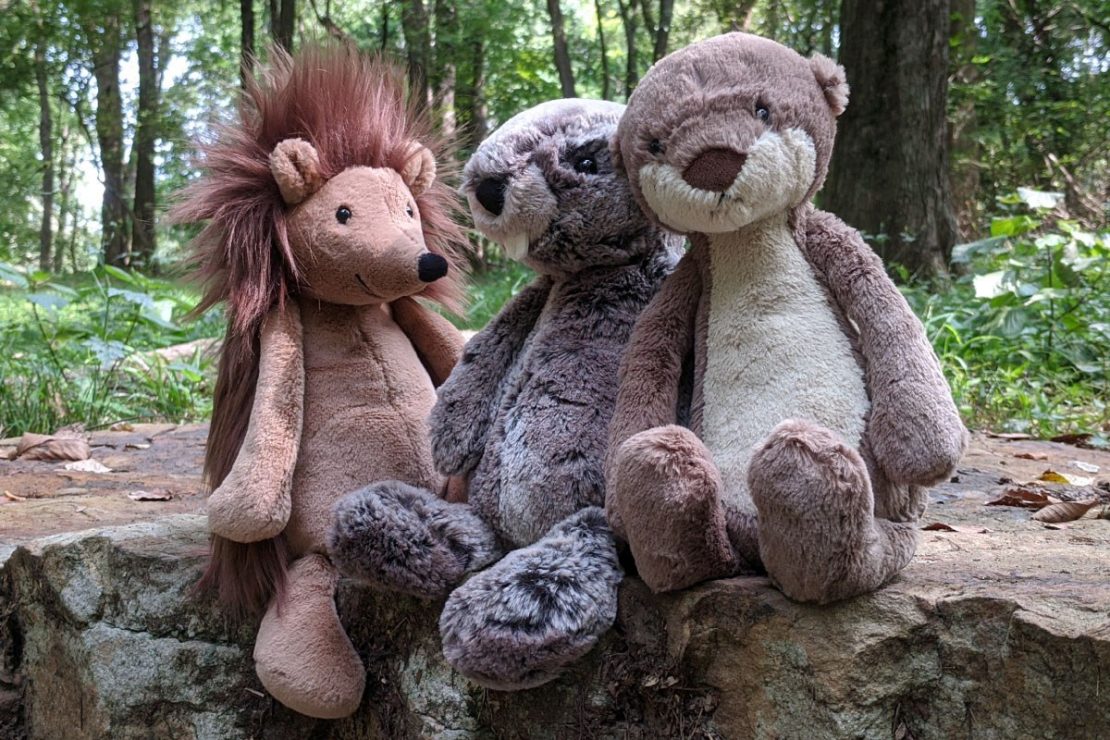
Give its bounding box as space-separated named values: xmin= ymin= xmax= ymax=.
xmin=329 ymin=99 xmax=681 ymax=690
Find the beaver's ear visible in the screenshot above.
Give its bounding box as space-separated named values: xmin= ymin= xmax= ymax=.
xmin=810 ymin=53 xmax=850 ymax=117
xmin=399 ymin=143 xmax=436 ymax=196
xmin=270 ymin=138 xmax=324 ymax=205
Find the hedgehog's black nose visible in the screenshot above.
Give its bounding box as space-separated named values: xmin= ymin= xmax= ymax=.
xmin=475 ymin=177 xmax=507 ymax=216
xmin=418 ymin=253 xmax=449 ymax=283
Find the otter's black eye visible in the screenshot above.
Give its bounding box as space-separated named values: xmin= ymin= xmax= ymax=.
xmin=648 ymin=139 xmax=664 ymax=155
xmin=756 ymin=105 xmax=771 ymax=123
xmin=336 ymin=206 xmax=352 ymax=224
xmin=405 ymin=204 xmax=415 ymax=218
xmin=573 ymin=156 xmax=598 ymax=174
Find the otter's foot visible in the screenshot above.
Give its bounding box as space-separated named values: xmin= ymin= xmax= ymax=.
xmin=253 ymin=554 xmax=364 ymax=719
xmin=609 ymin=425 xmax=738 ymax=592
xmin=439 ymin=508 xmax=621 ymax=690
xmin=328 ymin=480 xmax=501 ymax=599
xmin=749 ymin=419 xmax=919 ymax=604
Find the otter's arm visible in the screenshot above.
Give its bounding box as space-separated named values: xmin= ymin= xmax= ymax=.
xmin=801 ymin=209 xmax=967 ymax=485
xmin=604 ymin=252 xmax=701 ymax=484
xmin=391 ymin=296 xmax=466 ymax=386
xmin=429 ymin=277 xmax=552 ymax=476
xmin=207 ymin=303 xmax=304 ymax=542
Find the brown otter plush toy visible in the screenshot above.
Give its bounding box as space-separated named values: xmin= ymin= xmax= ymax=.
xmin=175 ymin=47 xmax=468 ymax=718
xmin=606 ymin=33 xmax=967 ymax=604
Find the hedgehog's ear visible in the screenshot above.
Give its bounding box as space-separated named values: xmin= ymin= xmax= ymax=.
xmin=810 ymin=53 xmax=849 ymax=117
xmin=399 ymin=143 xmax=436 ymax=197
xmin=270 ymin=138 xmax=324 ymax=205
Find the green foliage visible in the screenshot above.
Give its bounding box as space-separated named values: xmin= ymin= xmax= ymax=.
xmin=453 ymin=259 xmax=536 ymax=331
xmin=0 ymin=264 xmax=220 ymax=437
xmin=902 ymin=191 xmax=1109 ymax=439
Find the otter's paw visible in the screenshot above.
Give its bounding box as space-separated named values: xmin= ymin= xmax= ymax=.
xmin=748 ymin=419 xmax=877 ymax=603
xmin=328 ymin=480 xmax=500 ymax=599
xmin=439 ymin=508 xmax=621 ymax=690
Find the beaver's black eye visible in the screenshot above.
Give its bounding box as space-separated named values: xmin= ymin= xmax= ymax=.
xmin=573 ymin=156 xmax=598 ymax=174
xmin=756 ymin=105 xmax=771 ymax=123
xmin=336 ymin=206 xmax=352 ymax=224
xmin=405 ymin=204 xmax=415 ymax=218
xmin=648 ymin=139 xmax=664 ymax=155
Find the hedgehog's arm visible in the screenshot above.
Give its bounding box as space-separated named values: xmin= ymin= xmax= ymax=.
xmin=207 ymin=303 xmax=304 ymax=542
xmin=604 ymin=251 xmax=700 ymax=485
xmin=391 ymin=297 xmax=466 ymax=387
xmin=801 ymin=209 xmax=967 ymax=486
xmin=428 ymin=277 xmax=552 ymax=476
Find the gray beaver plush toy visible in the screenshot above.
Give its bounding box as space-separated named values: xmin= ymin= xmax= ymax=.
xmin=605 ymin=33 xmax=968 ymax=604
xmin=329 ymin=98 xmax=681 ymax=689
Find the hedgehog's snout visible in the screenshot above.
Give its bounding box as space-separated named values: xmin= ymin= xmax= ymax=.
xmin=475 ymin=176 xmax=507 ymax=216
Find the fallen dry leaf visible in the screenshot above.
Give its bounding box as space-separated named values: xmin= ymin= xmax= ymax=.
xmin=109 ymin=421 xmax=135 ymax=432
xmin=1031 ymin=499 xmax=1100 ymax=523
xmin=1014 ymin=451 xmax=1049 ymax=461
xmin=3 ymin=490 xmax=25 ymax=502
xmin=1037 ymin=469 xmax=1094 ymax=486
xmin=1070 ymin=460 xmax=1100 ymax=474
xmin=125 ymin=442 xmax=152 ymax=450
xmin=1050 ymin=432 xmax=1091 ymax=445
xmin=63 ymin=459 xmax=113 ymax=474
xmin=127 ymin=489 xmax=172 ymax=501
xmin=922 ymin=522 xmax=990 ymax=533
xmin=986 ymin=485 xmax=1059 ymax=509
xmin=1041 ymin=522 xmax=1070 ymax=530
xmin=987 ymin=431 xmax=1033 ymax=440
xmin=10 ymin=431 xmax=91 ymax=462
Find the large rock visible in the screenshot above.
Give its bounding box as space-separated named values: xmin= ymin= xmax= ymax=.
xmin=1 ymin=430 xmax=1109 ymax=738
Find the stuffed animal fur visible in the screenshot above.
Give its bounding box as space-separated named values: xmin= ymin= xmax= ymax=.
xmin=175 ymin=47 xmax=469 ymax=718
xmin=328 ymin=99 xmax=681 ymax=689
xmin=605 ymin=33 xmax=968 ymax=604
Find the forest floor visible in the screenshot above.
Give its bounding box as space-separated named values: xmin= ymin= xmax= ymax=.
xmin=2 ymin=423 xmax=1108 ymax=560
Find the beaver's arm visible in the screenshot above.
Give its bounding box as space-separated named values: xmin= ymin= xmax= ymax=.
xmin=801 ymin=209 xmax=967 ymax=485
xmin=207 ymin=302 xmax=304 ymax=542
xmin=429 ymin=277 xmax=553 ymax=477
xmin=391 ymin=297 xmax=466 ymax=387
xmin=605 ymin=251 xmax=700 ymax=486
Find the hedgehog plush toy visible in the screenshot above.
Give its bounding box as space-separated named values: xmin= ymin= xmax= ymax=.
xmin=329 ymin=99 xmax=681 ymax=689
xmin=605 ymin=33 xmax=968 ymax=604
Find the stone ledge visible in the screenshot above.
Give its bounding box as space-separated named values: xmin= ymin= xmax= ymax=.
xmin=2 ymin=499 xmax=1108 ymax=739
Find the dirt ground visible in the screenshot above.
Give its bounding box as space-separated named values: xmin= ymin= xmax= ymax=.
xmin=1 ymin=424 xmax=1108 ymax=555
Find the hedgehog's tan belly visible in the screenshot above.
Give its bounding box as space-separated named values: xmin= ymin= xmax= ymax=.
xmin=285 ymin=307 xmax=438 ymax=556
xmin=701 ymin=222 xmax=869 ymax=515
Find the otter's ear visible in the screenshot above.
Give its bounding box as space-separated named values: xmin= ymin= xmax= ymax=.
xmin=270 ymin=138 xmax=324 ymax=205
xmin=609 ymin=133 xmax=626 ymax=175
xmin=400 ymin=143 xmax=436 ymax=196
xmin=810 ymin=53 xmax=850 ymax=117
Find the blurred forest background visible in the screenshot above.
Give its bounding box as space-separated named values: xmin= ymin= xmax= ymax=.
xmin=0 ymin=0 xmax=1107 ymax=443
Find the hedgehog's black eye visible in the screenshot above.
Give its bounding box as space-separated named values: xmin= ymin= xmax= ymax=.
xmin=405 ymin=204 xmax=415 ymax=218
xmin=336 ymin=206 xmax=352 ymax=224
xmin=756 ymin=105 xmax=771 ymax=124
xmin=573 ymin=155 xmax=598 ymax=175
xmin=648 ymin=139 xmax=664 ymax=155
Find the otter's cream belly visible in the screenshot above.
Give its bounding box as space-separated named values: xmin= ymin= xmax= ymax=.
xmin=701 ymin=222 xmax=869 ymax=515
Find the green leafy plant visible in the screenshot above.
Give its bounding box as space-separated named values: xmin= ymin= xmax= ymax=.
xmin=901 ymin=190 xmax=1109 ymax=440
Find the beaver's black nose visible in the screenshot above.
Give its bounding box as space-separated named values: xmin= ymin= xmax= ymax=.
xmin=475 ymin=177 xmax=507 ymax=216
xmin=418 ymin=253 xmax=449 ymax=282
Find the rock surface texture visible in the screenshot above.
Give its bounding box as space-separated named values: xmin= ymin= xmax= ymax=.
xmin=1 ymin=425 xmax=1108 ymax=739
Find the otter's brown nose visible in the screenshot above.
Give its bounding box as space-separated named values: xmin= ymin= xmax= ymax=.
xmin=682 ymin=148 xmax=747 ymax=192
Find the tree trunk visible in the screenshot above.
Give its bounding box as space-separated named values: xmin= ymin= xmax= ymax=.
xmin=35 ymin=39 xmax=54 ymax=273
xmin=595 ymin=0 xmax=611 ymax=100
xmin=380 ymin=2 xmax=390 ymax=50
xmin=652 ymin=0 xmax=673 ymax=61
xmin=616 ymin=0 xmax=638 ymax=97
xmin=825 ymin=0 xmax=957 ymax=278
xmin=240 ymin=0 xmax=254 ymax=86
xmin=401 ymin=0 xmax=432 ymax=108
xmin=546 ymin=0 xmax=576 ymax=97
xmin=92 ymin=15 xmax=129 ymax=267
xmin=132 ymin=0 xmax=158 ymax=270
xmin=713 ymin=0 xmax=756 ymax=32
xmin=54 ymin=140 xmax=75 ymax=274
xmin=270 ymin=0 xmax=295 ymax=52
xmin=432 ymin=0 xmax=458 ymax=136
xmin=948 ymin=0 xmax=979 ymax=240
xmin=455 ymin=30 xmax=486 ymax=153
